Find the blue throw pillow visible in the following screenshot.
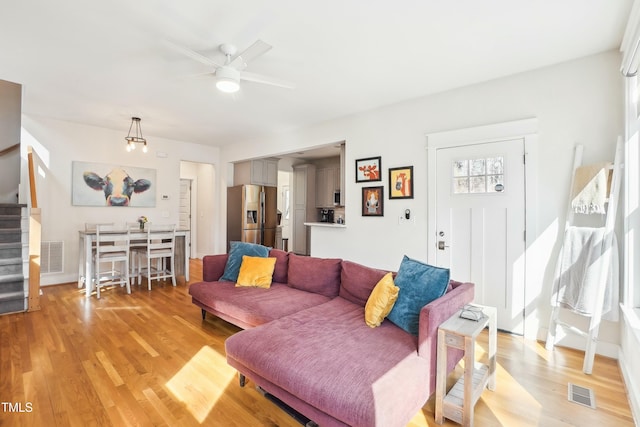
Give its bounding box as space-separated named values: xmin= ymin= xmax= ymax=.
xmin=387 ymin=255 xmax=450 ymax=335
xmin=220 ymin=241 xmax=270 ymax=282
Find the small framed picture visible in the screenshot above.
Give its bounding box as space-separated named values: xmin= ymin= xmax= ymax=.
xmin=355 ymin=156 xmax=382 ymax=183
xmin=362 ymin=186 xmax=384 ymax=216
xmin=389 ymin=166 xmax=414 ymax=199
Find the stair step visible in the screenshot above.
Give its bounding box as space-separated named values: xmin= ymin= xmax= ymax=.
xmin=0 ymin=216 xmax=21 ymax=229
xmin=0 ymin=290 xmax=25 ymax=301
xmin=0 ymin=273 xmax=24 ymax=283
xmin=0 ymin=208 xmax=23 ymax=217
xmin=0 ymin=242 xmax=21 ymax=249
xmin=0 ymin=229 xmax=21 ymax=244
xmin=0 ymin=293 xmax=27 ymax=314
xmin=0 ymin=259 xmax=22 ymax=276
xmin=0 ymin=243 xmax=22 ymax=259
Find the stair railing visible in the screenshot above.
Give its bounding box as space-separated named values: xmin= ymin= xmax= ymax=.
xmin=27 ymin=146 xmax=41 ymax=312
xmin=0 ymin=143 xmax=19 ymax=157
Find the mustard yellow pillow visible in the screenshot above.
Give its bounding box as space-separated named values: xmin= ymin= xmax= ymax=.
xmin=236 ymin=255 xmax=277 ymax=288
xmin=364 ymin=272 xmax=400 ymax=328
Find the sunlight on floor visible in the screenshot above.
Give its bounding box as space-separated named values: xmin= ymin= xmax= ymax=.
xmin=166 ymin=345 xmax=236 ymax=423
xmin=470 ymin=340 xmax=543 ymax=425
xmin=524 ymin=336 xmax=552 ymax=362
xmin=407 ymin=409 xmax=428 ymax=426
xmin=483 ymin=360 xmax=543 ymax=425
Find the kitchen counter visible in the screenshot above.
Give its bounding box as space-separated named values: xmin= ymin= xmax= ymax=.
xmin=304 ymin=222 xmax=347 ymax=228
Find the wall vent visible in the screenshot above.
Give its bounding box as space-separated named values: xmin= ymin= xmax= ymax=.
xmin=40 ymin=241 xmax=64 ymax=274
xmin=568 ymin=383 xmax=596 ymax=409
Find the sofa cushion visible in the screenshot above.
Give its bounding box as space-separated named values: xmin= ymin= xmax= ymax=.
xmin=236 ymin=256 xmax=277 ymax=288
xmin=364 ymin=272 xmax=399 ymax=327
xmin=287 ymin=253 xmax=342 ymax=298
xmin=225 ymin=297 xmax=430 ymax=427
xmin=387 ymin=255 xmax=450 ymax=335
xmin=189 ymin=281 xmax=332 ymax=327
xmin=269 ymin=248 xmax=289 ymax=284
xmin=220 ymin=241 xmax=270 ymax=282
xmin=339 ymin=260 xmax=389 ymax=306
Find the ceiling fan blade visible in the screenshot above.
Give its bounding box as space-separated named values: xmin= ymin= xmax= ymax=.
xmin=240 ymin=71 xmax=296 ymax=89
xmin=164 ymin=40 xmax=222 ymax=68
xmin=229 ymin=40 xmax=272 ymax=70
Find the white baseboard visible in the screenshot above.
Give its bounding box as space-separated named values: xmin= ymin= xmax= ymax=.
xmin=619 ymin=347 xmax=640 ymax=427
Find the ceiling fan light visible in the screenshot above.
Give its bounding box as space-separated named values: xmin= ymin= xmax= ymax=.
xmin=215 ymin=66 xmax=240 ymax=93
xmin=216 ymin=78 xmax=240 ymax=93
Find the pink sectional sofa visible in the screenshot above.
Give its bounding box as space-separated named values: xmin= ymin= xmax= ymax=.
xmin=188 ymin=249 xmax=474 ymax=427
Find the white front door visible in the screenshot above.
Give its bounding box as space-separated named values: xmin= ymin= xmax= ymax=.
xmin=435 ymin=139 xmax=526 ymax=334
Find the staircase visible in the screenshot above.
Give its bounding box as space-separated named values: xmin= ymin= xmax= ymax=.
xmin=0 ymin=203 xmax=28 ymax=314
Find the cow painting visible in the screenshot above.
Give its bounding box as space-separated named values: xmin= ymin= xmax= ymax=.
xmin=83 ymin=168 xmax=152 ymax=206
xmin=355 ymin=157 xmax=382 ymax=183
xmin=358 ymin=164 xmax=380 ymax=181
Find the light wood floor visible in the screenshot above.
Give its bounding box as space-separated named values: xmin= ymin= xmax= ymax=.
xmin=0 ymin=259 xmax=634 ymax=426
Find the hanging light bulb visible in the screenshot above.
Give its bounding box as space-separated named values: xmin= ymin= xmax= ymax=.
xmin=125 ymin=117 xmax=148 ymax=153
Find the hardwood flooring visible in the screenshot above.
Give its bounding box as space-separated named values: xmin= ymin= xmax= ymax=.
xmin=0 ymin=259 xmax=634 ymax=426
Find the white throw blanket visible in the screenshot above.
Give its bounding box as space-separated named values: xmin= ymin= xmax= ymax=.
xmin=551 ymin=226 xmax=619 ymax=321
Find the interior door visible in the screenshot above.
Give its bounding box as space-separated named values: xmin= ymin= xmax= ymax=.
xmin=179 ymin=179 xmax=192 ymax=258
xmin=179 ymin=179 xmax=191 ymax=230
xmin=435 ymin=139 xmax=526 ymax=333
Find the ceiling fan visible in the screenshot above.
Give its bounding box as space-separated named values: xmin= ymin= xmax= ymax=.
xmin=170 ymin=39 xmax=295 ymax=93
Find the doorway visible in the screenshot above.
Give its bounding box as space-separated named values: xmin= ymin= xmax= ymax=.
xmin=427 ymin=118 xmax=538 ymax=335
xmin=434 ymin=139 xmax=525 ymax=333
xmin=180 ymin=161 xmax=216 ymax=259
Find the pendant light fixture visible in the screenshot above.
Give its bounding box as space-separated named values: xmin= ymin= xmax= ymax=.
xmin=125 ymin=117 xmax=148 ymax=153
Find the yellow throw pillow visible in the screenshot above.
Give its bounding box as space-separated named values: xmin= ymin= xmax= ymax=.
xmin=364 ymin=272 xmax=400 ymax=328
xmin=236 ymin=255 xmax=277 ymax=288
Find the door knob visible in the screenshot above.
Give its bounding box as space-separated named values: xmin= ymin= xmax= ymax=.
xmin=438 ymin=240 xmax=449 ymax=250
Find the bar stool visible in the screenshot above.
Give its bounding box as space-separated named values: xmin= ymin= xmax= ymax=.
xmin=93 ymin=224 xmax=131 ymax=298
xmin=133 ymin=224 xmax=177 ymax=290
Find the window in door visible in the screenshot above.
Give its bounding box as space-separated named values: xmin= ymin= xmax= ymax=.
xmin=452 ymin=156 xmax=504 ymax=194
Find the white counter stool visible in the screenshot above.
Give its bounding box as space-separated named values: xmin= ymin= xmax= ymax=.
xmin=133 ymin=224 xmax=176 ymax=290
xmin=80 ymin=222 xmax=114 ymax=289
xmin=94 ymin=224 xmax=131 ymax=298
xmin=127 ymin=221 xmax=150 ymax=285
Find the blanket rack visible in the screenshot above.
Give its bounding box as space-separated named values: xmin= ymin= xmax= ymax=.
xmin=545 ymin=137 xmax=622 ymax=374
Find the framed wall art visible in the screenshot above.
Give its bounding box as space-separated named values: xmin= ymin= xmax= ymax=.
xmin=361 ymin=186 xmax=384 ymax=216
xmin=389 ymin=166 xmax=414 ymax=199
xmin=72 ymin=161 xmax=156 ymax=207
xmin=355 ymin=156 xmax=382 ymax=183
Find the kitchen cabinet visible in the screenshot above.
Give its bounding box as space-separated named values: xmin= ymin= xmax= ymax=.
xmin=234 ymin=158 xmax=278 ymax=186
xmin=315 ymin=165 xmax=340 ymax=208
xmin=291 ymin=164 xmax=316 ymax=255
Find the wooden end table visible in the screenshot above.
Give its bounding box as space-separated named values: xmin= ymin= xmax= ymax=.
xmin=435 ymin=305 xmax=497 ymax=427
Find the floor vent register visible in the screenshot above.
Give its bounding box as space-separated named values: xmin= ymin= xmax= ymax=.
xmin=568 ymin=383 xmax=596 ymax=409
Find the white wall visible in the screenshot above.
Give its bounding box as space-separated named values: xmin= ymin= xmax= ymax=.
xmin=19 ymin=116 xmax=220 ymax=285
xmin=220 ymin=50 xmax=625 ymax=353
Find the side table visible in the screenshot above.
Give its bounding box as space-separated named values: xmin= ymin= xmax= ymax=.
xmin=435 ymin=305 xmax=497 ymax=427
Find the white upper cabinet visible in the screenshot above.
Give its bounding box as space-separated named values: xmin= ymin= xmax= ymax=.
xmin=234 ymin=158 xmax=279 ymax=187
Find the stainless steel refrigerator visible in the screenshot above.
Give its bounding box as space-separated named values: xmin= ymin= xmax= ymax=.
xmin=227 ymin=185 xmax=277 ymax=249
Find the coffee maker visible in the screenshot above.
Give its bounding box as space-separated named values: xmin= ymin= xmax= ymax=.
xmin=320 ymin=209 xmax=335 ymax=223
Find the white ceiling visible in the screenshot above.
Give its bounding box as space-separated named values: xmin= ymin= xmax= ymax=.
xmin=0 ymin=1 xmax=633 ymax=147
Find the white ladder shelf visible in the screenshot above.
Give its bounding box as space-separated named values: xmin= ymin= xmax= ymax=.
xmin=545 ymin=137 xmax=622 ymax=374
